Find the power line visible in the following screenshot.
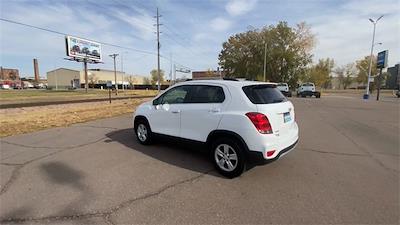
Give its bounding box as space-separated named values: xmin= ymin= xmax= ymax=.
xmin=0 ymin=17 xmax=193 ymax=70
xmin=0 ymin=18 xmax=157 ymax=56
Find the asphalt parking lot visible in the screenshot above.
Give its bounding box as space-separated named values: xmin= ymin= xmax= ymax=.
xmin=0 ymin=95 xmax=399 ymax=224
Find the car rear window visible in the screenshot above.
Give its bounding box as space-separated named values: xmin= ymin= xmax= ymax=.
xmin=242 ymin=85 xmax=287 ymax=104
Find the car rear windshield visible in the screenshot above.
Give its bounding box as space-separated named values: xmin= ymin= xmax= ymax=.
xmin=242 ymin=85 xmax=287 ymax=104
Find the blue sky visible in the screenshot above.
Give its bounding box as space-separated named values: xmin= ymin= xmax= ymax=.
xmin=0 ymin=0 xmax=399 ymax=79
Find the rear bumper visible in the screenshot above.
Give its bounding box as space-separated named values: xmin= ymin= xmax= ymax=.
xmin=247 ymin=138 xmax=298 ymax=164
xmin=299 ymin=91 xmax=319 ymax=96
xmin=280 ymin=91 xmax=291 ymax=97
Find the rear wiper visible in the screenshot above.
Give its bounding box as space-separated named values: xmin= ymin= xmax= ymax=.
xmin=272 ymin=99 xmax=285 ymax=103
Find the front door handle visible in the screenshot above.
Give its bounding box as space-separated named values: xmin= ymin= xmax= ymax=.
xmin=171 ymin=110 xmax=181 ymax=114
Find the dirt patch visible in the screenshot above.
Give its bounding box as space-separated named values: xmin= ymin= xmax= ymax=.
xmin=0 ymin=98 xmax=150 ymax=137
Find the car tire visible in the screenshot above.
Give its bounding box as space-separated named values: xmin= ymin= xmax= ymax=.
xmin=211 ymin=138 xmax=246 ymax=178
xmin=135 ymin=119 xmax=153 ymax=145
xmin=316 ymin=93 xmax=321 ymax=98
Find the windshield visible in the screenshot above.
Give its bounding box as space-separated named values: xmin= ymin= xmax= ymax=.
xmin=242 ymin=85 xmax=287 ymax=104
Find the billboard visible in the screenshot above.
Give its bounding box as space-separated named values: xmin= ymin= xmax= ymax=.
xmin=65 ymin=36 xmax=102 ymax=61
xmin=377 ymin=50 xmax=388 ymax=69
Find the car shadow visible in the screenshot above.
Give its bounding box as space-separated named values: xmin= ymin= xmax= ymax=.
xmin=105 ymin=128 xmax=224 ymax=177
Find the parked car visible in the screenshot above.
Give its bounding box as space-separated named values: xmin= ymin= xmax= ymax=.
xmin=396 ymin=89 xmax=400 ymax=98
xmin=297 ymin=82 xmax=321 ymax=98
xmin=133 ymin=79 xmax=299 ymax=178
xmin=276 ymin=83 xmax=292 ymax=97
xmin=81 ymin=47 xmax=90 ymax=54
xmin=91 ymin=49 xmax=100 ymax=57
xmin=71 ymin=45 xmax=80 ymax=53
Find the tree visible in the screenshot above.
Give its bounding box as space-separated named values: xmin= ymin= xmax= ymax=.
xmin=335 ymin=63 xmax=355 ymax=89
xmin=343 ymin=63 xmax=356 ymax=89
xmin=218 ymin=21 xmax=315 ymax=88
xmin=143 ymin=77 xmax=151 ymax=85
xmin=88 ymin=74 xmax=98 ymax=88
xmin=305 ymin=58 xmax=334 ymax=88
xmin=356 ymin=55 xmax=377 ymax=85
xmin=126 ymin=76 xmax=137 ymax=89
xmin=150 ymin=69 xmax=165 ymax=86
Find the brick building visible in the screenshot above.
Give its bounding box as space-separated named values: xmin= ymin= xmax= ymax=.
xmin=0 ymin=67 xmax=20 ymax=80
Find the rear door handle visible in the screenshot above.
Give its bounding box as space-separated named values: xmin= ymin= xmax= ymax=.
xmin=209 ymin=108 xmax=221 ymax=113
xmin=171 ymin=110 xmax=181 ymax=114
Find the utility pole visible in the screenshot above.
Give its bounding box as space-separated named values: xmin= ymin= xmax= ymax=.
xmin=169 ymin=52 xmax=173 ymax=84
xmin=263 ymin=42 xmax=267 ymax=82
xmin=84 ymin=58 xmax=88 ymax=93
xmin=121 ymin=53 xmax=124 ymax=91
xmin=109 ymin=54 xmax=119 ymax=95
xmin=173 ymin=64 xmax=176 ymax=84
xmin=155 ymin=7 xmax=162 ymax=92
xmin=365 ymin=15 xmax=383 ymax=99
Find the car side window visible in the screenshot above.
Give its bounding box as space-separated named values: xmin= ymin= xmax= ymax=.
xmin=159 ymin=86 xmax=190 ymax=104
xmin=188 ymin=85 xmax=225 ymax=103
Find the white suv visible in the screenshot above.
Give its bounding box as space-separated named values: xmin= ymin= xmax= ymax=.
xmin=133 ymin=80 xmax=299 ymax=178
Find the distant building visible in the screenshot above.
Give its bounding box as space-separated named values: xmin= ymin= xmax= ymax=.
xmin=47 ymin=68 xmax=146 ymax=89
xmin=0 ymin=67 xmax=20 ymax=80
xmin=47 ymin=68 xmax=81 ymax=89
xmin=192 ymin=70 xmax=225 ymax=80
xmin=385 ymin=64 xmax=399 ymax=89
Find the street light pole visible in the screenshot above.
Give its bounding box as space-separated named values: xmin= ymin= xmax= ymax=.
xmin=120 ymin=51 xmax=128 ymax=91
xmin=366 ymin=15 xmax=383 ymax=98
xmin=109 ymin=54 xmax=119 ymax=95
xmin=121 ymin=53 xmax=124 ymax=91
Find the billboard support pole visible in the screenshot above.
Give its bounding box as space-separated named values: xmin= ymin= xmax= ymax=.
xmin=84 ymin=58 xmax=88 ymax=93
xmin=376 ymin=68 xmax=382 ymax=101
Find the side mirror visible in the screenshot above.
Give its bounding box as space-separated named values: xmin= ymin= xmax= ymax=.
xmin=153 ymin=99 xmax=159 ymax=105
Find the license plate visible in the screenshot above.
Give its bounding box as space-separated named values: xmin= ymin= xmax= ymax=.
xmin=283 ymin=112 xmax=291 ymax=123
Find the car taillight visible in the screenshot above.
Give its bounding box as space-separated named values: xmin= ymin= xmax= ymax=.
xmin=245 ymin=112 xmax=273 ymax=134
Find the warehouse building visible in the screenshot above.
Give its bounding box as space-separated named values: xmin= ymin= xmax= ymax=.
xmin=47 ymin=68 xmax=145 ymax=89
xmin=47 ymin=68 xmax=80 ymax=89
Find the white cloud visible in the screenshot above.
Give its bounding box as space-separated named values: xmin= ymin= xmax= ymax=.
xmin=210 ymin=17 xmax=232 ymax=31
xmin=226 ymin=0 xmax=257 ymax=16
xmin=112 ymin=9 xmax=155 ymax=41
xmin=308 ymin=0 xmax=400 ymax=66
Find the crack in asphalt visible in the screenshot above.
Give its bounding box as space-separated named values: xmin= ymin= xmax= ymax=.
xmin=0 ymin=165 xmax=22 ymax=195
xmin=0 ymin=162 xmax=23 ymax=166
xmin=299 ymin=147 xmax=369 ymax=157
xmin=73 ymin=125 xmax=120 ymax=130
xmin=1 ymin=136 xmax=109 ymax=150
xmin=0 ymin=135 xmax=112 ymax=195
xmin=310 ymin=104 xmax=398 ymax=174
xmin=0 ymin=169 xmax=212 ymax=224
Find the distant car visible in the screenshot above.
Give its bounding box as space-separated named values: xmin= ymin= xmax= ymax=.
xmin=91 ymin=50 xmax=100 ymax=57
xmin=297 ymin=83 xmax=321 ymax=98
xmin=277 ymin=83 xmax=292 ymax=97
xmin=396 ymin=90 xmax=400 ymax=98
xmin=133 ymin=79 xmax=299 ymax=178
xmin=0 ymin=84 xmax=11 ymax=89
xmin=81 ymin=47 xmax=90 ymax=55
xmin=71 ymin=45 xmax=80 ymax=53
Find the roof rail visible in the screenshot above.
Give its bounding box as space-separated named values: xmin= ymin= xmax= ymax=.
xmin=222 ymin=77 xmax=239 ymax=81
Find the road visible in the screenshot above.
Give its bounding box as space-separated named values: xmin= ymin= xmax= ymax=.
xmin=0 ymin=95 xmax=399 ymax=224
